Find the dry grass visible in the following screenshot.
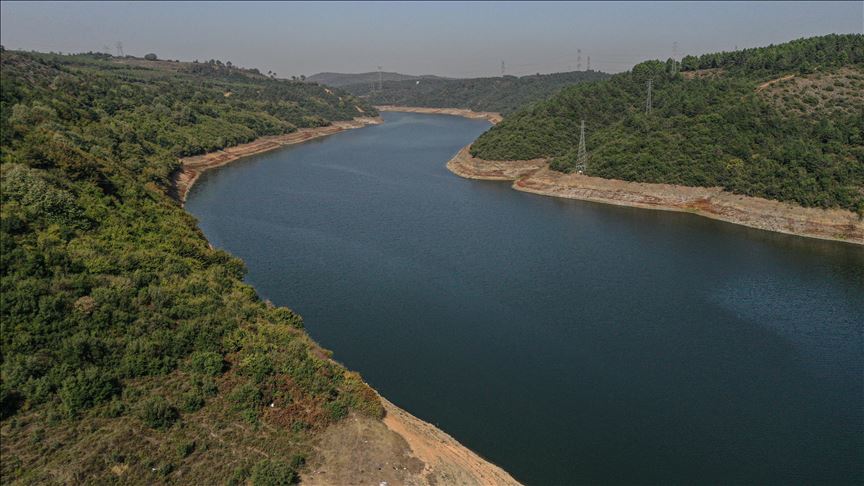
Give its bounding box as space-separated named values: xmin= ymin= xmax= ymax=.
xmin=758 ymin=66 xmax=864 ymax=117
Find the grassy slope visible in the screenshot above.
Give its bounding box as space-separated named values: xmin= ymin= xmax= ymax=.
xmin=0 ymin=51 xmax=381 ymax=484
xmin=343 ymin=71 xmax=611 ymax=114
xmin=470 ymin=35 xmax=864 ymax=213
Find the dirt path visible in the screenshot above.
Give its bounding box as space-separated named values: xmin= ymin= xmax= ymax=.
xmin=756 ymin=74 xmax=795 ymax=91
xmin=173 ymin=117 xmax=382 ymax=203
xmin=447 ymin=146 xmax=863 ymax=245
xmin=376 ymin=105 xmax=503 ymax=124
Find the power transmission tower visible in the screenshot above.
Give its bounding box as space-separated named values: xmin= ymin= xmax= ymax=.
xmin=115 ymin=41 xmax=124 ymax=57
xmin=587 ymin=56 xmax=591 ymax=71
xmin=646 ymin=79 xmax=653 ymax=115
xmin=377 ymin=66 xmax=383 ymax=91
xmin=576 ymin=49 xmax=582 ymax=71
xmin=102 ymin=45 xmax=111 ymax=55
xmin=672 ymin=41 xmax=679 ymax=74
xmin=574 ymin=120 xmax=588 ymax=172
xmin=501 ymin=60 xmax=505 ymax=76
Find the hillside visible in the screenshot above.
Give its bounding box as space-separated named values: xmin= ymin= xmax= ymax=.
xmin=306 ymin=71 xmax=449 ymax=87
xmin=345 ymin=70 xmax=611 ymax=114
xmin=0 ymin=50 xmax=515 ymax=484
xmin=469 ymin=35 xmax=864 ymax=214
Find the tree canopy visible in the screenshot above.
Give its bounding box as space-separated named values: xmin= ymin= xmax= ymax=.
xmin=470 ymin=34 xmax=864 ymax=213
xmin=0 ymin=50 xmax=380 ymax=483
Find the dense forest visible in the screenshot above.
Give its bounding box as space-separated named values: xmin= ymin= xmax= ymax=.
xmin=0 ymin=50 xmax=381 ymax=484
xmin=343 ymin=70 xmax=610 ymax=114
xmin=470 ymin=34 xmax=864 ymax=213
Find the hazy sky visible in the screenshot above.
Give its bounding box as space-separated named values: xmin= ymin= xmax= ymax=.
xmin=2 ymin=1 xmax=861 ymax=77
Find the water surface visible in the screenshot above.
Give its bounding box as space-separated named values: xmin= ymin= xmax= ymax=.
xmin=187 ymin=112 xmax=864 ymax=485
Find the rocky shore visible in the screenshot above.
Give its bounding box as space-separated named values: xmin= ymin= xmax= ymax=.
xmin=446 ymin=146 xmax=863 ymax=244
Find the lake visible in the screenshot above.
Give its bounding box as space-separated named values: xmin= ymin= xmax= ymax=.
xmin=186 ymin=112 xmax=864 ymax=485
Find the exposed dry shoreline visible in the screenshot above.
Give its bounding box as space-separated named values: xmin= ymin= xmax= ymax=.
xmin=173 ymin=117 xmax=382 ymax=203
xmin=303 ymin=395 xmax=520 ymax=486
xmin=376 ymin=105 xmax=504 ymax=124
xmin=376 ymin=106 xmax=861 ymax=244
xmin=447 ymin=146 xmax=864 ymax=244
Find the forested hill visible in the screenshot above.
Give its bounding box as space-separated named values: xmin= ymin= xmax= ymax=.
xmin=0 ymin=50 xmax=380 ymax=483
xmin=470 ymin=34 xmax=864 ymax=213
xmin=343 ymin=70 xmax=611 ymax=114
xmin=306 ymin=71 xmax=449 ymax=87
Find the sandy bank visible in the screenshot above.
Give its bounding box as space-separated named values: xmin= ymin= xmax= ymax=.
xmin=447 ymin=146 xmax=864 ymax=244
xmin=376 ymin=105 xmax=503 ymax=124
xmin=173 ymin=117 xmax=382 ymax=203
xmin=304 ymin=396 xmax=520 ymax=486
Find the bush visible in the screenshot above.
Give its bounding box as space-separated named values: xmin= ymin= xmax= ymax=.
xmin=176 ymin=440 xmax=196 ymax=458
xmin=139 ymin=396 xmax=179 ymax=429
xmin=250 ymin=459 xmax=298 ymax=486
xmin=228 ymin=382 xmax=262 ymax=424
xmin=187 ymin=351 xmax=225 ymax=376
xmin=238 ymin=352 xmax=273 ymax=383
xmin=180 ymin=391 xmax=205 ymax=413
xmin=58 ymin=368 xmax=120 ymax=417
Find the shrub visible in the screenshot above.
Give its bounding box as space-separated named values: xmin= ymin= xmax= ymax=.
xmin=180 ymin=391 xmax=205 ymax=413
xmin=58 ymin=368 xmax=119 ymax=417
xmin=228 ymin=382 xmax=262 ymax=423
xmin=250 ymin=459 xmax=298 ymax=486
xmin=187 ymin=351 xmax=225 ymax=376
xmin=139 ymin=396 xmax=179 ymax=429
xmin=238 ymin=352 xmax=273 ymax=383
xmin=176 ymin=440 xmax=196 ymax=458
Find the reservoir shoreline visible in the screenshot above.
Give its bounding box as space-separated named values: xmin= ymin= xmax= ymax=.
xmin=173 ymin=116 xmax=383 ymax=203
xmin=446 ymin=146 xmax=863 ymax=245
xmin=373 ymin=106 xmax=862 ymax=244
xmin=175 ymin=113 xmax=521 ymax=484
xmin=184 ymin=111 xmax=864 ymax=484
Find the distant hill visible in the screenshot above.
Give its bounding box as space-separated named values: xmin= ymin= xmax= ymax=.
xmin=306 ymin=71 xmax=449 ymax=87
xmin=470 ymin=34 xmax=864 ymax=213
xmin=342 ymin=70 xmax=611 ymax=114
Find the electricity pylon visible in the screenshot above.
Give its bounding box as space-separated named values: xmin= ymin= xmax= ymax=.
xmin=574 ymin=120 xmax=588 ymax=172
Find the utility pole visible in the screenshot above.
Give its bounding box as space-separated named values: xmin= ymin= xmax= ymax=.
xmin=646 ymin=79 xmax=653 ymax=115
xmin=501 ymin=60 xmax=506 ymax=76
xmin=577 ymin=49 xmax=582 ymax=71
xmin=377 ymin=66 xmax=383 ymax=91
xmin=575 ymin=120 xmax=588 ymax=173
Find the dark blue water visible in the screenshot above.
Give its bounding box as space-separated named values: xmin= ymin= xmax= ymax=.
xmin=186 ymin=112 xmax=864 ymax=485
